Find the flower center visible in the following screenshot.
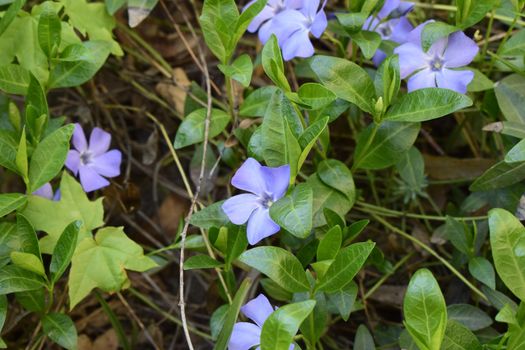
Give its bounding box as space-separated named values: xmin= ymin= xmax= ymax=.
xmin=260 ymin=194 xmax=274 ymax=209
xmin=429 ymin=57 xmax=444 ymax=71
xmin=80 ymin=151 xmax=93 ymax=165
xmin=378 ymin=23 xmax=392 ymax=39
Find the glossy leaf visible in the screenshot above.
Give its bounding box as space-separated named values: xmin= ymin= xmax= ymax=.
xmin=270 ymin=183 xmax=313 ymax=239
xmin=297 ymin=117 xmax=329 ymax=170
xmin=456 ymin=0 xmax=499 ymax=28
xmin=468 ymin=256 xmax=495 ymax=289
xmin=0 ymin=64 xmax=30 ymax=95
xmin=298 ymin=83 xmax=337 ymax=110
xmin=441 ymin=320 xmax=481 ymax=350
xmin=354 ymin=324 xmax=375 ymax=350
xmin=0 ymin=193 xmax=27 ymax=218
xmin=239 ymin=86 xmax=278 ymax=117
xmin=308 ymin=174 xmax=353 ymax=227
xmin=0 ymin=265 xmax=45 ymax=295
xmin=174 ymin=108 xmax=230 ymax=149
xmin=190 ymin=200 xmax=229 ymax=230
xmin=470 ymin=161 xmax=525 ymax=191
xmin=447 ymin=304 xmax=493 ymax=331
xmin=10 ymin=251 xmax=45 ymax=277
xmin=184 ymin=254 xmax=223 ymax=270
xmin=318 ymin=159 xmax=356 ymax=200
xmin=37 ymin=2 xmax=61 ymax=58
xmin=326 ymin=281 xmax=357 ymax=321
xmin=218 ymin=54 xmax=253 ymax=87
xmin=261 ymin=35 xmax=291 ymax=91
xmin=494 ymin=74 xmax=525 ymax=124
xmin=50 ymin=221 xmax=81 ymax=283
xmin=317 ymin=226 xmax=342 ymax=261
xmin=42 ymin=313 xmax=78 ymax=350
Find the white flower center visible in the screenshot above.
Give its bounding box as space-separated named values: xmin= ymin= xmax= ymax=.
xmin=429 ymin=57 xmax=444 ymax=72
xmin=378 ymin=23 xmax=393 ymax=39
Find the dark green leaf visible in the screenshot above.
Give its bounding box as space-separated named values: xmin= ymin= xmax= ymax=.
xmin=317 ymin=226 xmax=342 ymax=261
xmin=15 ymin=289 xmax=46 ymax=312
xmin=494 ymin=74 xmax=525 ymax=124
xmin=354 ymin=324 xmax=375 ymax=350
xmin=468 ymin=257 xmax=495 ymax=289
xmin=50 ymin=221 xmax=81 ymax=283
xmin=0 ymin=265 xmax=45 ymax=294
xmin=318 ymin=159 xmax=356 ymax=200
xmin=42 ymin=313 xmax=78 ymax=350
xmin=421 ymin=22 xmax=459 ymax=51
xmin=326 ymin=281 xmax=357 ymax=321
xmin=352 ymin=30 xmax=382 ymax=59
xmin=308 ymin=174 xmax=353 ymax=227
xmin=0 ymin=193 xmax=26 ymax=218
xmin=239 ymin=86 xmax=278 ymax=117
xmin=184 ymin=254 xmax=223 ymax=270
xmin=270 ymin=183 xmax=313 ymax=239
xmin=225 ymin=223 xmax=248 ymax=266
xmin=218 ymin=54 xmax=253 ymax=87
xmin=447 ymin=304 xmax=493 ymax=331
xmin=297 ymin=117 xmax=329 ymax=170
xmin=470 ymin=161 xmax=525 ymax=191
xmin=190 ymin=201 xmax=229 ymax=230
xmin=442 ymin=320 xmax=481 ymax=350
xmin=456 ymin=0 xmax=498 ymax=28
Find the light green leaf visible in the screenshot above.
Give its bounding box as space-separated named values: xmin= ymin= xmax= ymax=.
xmin=470 ymin=161 xmax=525 ymax=191
xmin=0 ymin=265 xmax=45 ymax=295
xmin=318 ymin=159 xmax=356 ymax=200
xmin=352 ymin=30 xmax=381 ymax=59
xmin=262 ymin=35 xmax=291 ymax=91
xmin=38 ymin=2 xmax=61 ymax=58
xmin=190 ymin=200 xmax=229 ymax=230
xmin=421 ymin=22 xmax=458 ymax=51
xmin=326 ymin=281 xmax=357 ymax=321
xmin=48 ymin=41 xmax=112 ymax=88
xmin=307 ymin=174 xmax=353 ymax=227
xmin=218 ymin=54 xmax=253 ymax=87
xmin=28 ymin=124 xmax=74 ymax=192
xmin=374 ymin=54 xmax=400 ymax=109
xmin=0 ymin=0 xmax=26 ymax=36
xmin=174 ymin=108 xmax=230 ymax=149
xmin=69 ymin=226 xmax=157 ymax=308
xmin=488 ymin=209 xmax=525 ymax=301
xmin=260 ymin=300 xmax=316 ymax=350
xmin=317 ymin=226 xmax=342 ymax=261
xmin=353 ymin=121 xmax=420 ymax=170
xmin=0 ymin=295 xmax=6 ymax=341
xmin=441 ymin=320 xmax=481 ymax=350
xmin=468 ymin=256 xmax=496 ymax=289
xmin=307 ymin=55 xmax=376 ymax=114
xmin=385 ymin=88 xmax=472 ymax=122
xmin=403 ymin=268 xmax=447 ymax=350
xmin=456 ymin=0 xmax=499 ymax=28
xmin=239 ymin=246 xmax=310 ymax=293
xmin=297 ymin=117 xmax=329 ymax=170
xmin=214 ymin=278 xmax=251 ymax=350
xmin=298 ymin=83 xmax=337 ymax=110
xmin=50 ymin=221 xmax=81 ymax=283
xmin=0 ymin=64 xmax=30 ymax=95
xmin=183 ymin=254 xmax=223 ymax=270
xmin=25 ymin=74 xmax=48 ymax=141
xmin=16 ymin=128 xmax=28 ymax=182
xmin=495 ymin=74 xmax=525 ymax=124
xmin=22 ymin=172 xmax=104 ymax=253
xmin=0 ymin=193 xmax=26 ymax=218
xmin=42 ymin=313 xmax=78 ymax=350
xmin=239 ymin=86 xmax=278 ymax=117
xmin=316 ymin=242 xmax=375 ymax=293
xmin=467 ymin=68 xmax=494 ymax=92
xmin=505 ymin=139 xmax=525 ymax=163
xmin=270 ymin=183 xmax=313 ymax=238
xmin=501 ymin=29 xmax=525 ymax=56
xmin=10 ymin=251 xmax=46 ymax=277
xmin=0 ymin=129 xmax=19 ymax=172
xmin=106 ymin=0 xmax=127 ymax=15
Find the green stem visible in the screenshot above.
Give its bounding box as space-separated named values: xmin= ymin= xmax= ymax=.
xmin=364 ymin=253 xmax=413 ymax=300
xmin=371 ymin=214 xmax=487 ymax=301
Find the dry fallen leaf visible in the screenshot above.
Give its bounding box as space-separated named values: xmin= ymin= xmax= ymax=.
xmin=423 ymin=154 xmax=495 ymax=181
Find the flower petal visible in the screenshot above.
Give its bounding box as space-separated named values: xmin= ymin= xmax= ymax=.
xmin=246 ymin=207 xmax=280 ymax=245
xmin=427 ymin=36 xmax=447 ymax=57
xmin=407 ymin=68 xmax=437 ymax=92
xmin=443 ymin=31 xmax=479 ymax=68
xmin=302 ymin=0 xmax=320 ymax=18
xmin=378 ymin=0 xmax=400 ymax=19
xmin=65 ymin=150 xmax=81 ymax=175
xmin=394 ymin=42 xmax=428 ymax=78
xmin=435 ymin=69 xmax=474 ymax=94
xmin=246 ymin=5 xmax=275 ymax=33
xmin=261 ymin=164 xmax=290 ymax=201
xmin=391 ymin=1 xmax=414 ymax=17
xmin=389 ymin=17 xmax=414 ymax=43
xmin=72 ymin=123 xmax=87 ymax=152
xmin=241 ymin=294 xmax=275 ymax=327
xmin=372 ymin=50 xmax=387 ymax=66
xmin=406 ymin=20 xmax=434 ymax=45
xmin=228 ymin=322 xmax=261 ymax=350
xmin=88 ymin=127 xmax=112 ymax=156
xmin=79 ymin=165 xmax=110 ymax=192
xmin=33 ymin=183 xmax=53 ymax=200
xmin=310 ymin=8 xmax=328 ymax=38
xmin=281 ymin=28 xmax=314 ymax=61
xmin=231 ymin=158 xmax=267 ymax=196
xmin=91 ymin=150 xmax=122 ymax=178
xmin=271 ymin=10 xmax=305 ymax=44
xmin=222 ymin=194 xmax=261 ymax=225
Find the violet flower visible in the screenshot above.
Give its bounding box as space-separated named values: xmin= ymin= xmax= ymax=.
xmin=245 ymin=0 xmax=328 ymax=61
xmin=229 ymin=294 xmax=294 ymax=350
xmin=222 ymin=158 xmax=289 ymax=245
xmin=363 ymin=0 xmax=414 ymax=65
xmin=32 ymin=183 xmax=61 ymax=201
xmin=394 ymin=21 xmax=479 ymax=93
xmin=65 ymin=124 xmax=122 ymax=193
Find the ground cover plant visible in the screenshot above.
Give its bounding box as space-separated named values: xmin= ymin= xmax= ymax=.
xmin=0 ymin=0 xmax=524 ymax=349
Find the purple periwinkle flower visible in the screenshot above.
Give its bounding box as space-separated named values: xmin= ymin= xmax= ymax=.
xmin=394 ymin=21 xmax=479 ymax=93
xmin=245 ymin=0 xmax=328 ymax=61
xmin=65 ymin=123 xmax=122 ymax=193
xmin=32 ymin=183 xmax=61 ymax=201
xmin=364 ymin=0 xmax=414 ymax=66
xmin=229 ymin=294 xmax=294 ymax=350
xmin=222 ymin=158 xmax=289 ymax=245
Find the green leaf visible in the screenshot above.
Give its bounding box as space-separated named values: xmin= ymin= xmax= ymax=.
xmin=297 ymin=117 xmax=329 ymax=170
xmin=396 ymin=146 xmax=426 ymax=193
xmin=494 ymin=74 xmax=525 ymax=124
xmin=28 ymin=124 xmax=74 ymax=192
xmin=16 ymin=288 xmax=46 ymax=312
xmin=260 ymin=90 xmax=301 ymax=180
xmin=69 ymin=226 xmax=157 ymax=308
xmin=353 ymin=121 xmax=420 ymax=170
xmin=23 ymin=173 xmax=103 ymax=253
xmin=0 ymin=129 xmax=19 ymax=172
xmin=10 ymin=251 xmax=46 ymax=277
xmin=50 ymin=221 xmax=81 ymax=283
xmin=385 ymin=88 xmax=472 ymax=122
xmin=441 ymin=320 xmax=481 ymax=350
xmin=354 ymin=324 xmax=375 ymax=350
xmin=262 ymin=35 xmax=291 ymax=91
xmin=298 ymin=83 xmax=337 ymax=110
xmin=106 ymin=0 xmax=127 ymax=14
xmin=38 ymin=2 xmax=61 ymax=58
xmin=403 ymin=269 xmax=447 ymax=350
xmin=316 ymin=242 xmax=375 ymax=293
xmin=318 ymin=159 xmax=356 ymax=201
xmin=468 ymin=256 xmax=495 ymax=289
xmin=445 ymin=216 xmax=470 ymax=255
xmin=317 ymin=226 xmax=342 ymax=261
xmin=174 ymin=108 xmax=230 ymax=149
xmin=307 ymin=174 xmax=353 ymax=227
xmin=0 ymin=193 xmax=27 ymax=218
xmin=260 ymin=300 xmax=316 ymax=350
xmin=190 ymin=201 xmax=229 ymax=230
xmin=326 ymin=281 xmax=357 ymax=321
xmin=25 ymin=74 xmax=48 ymax=141
xmin=374 ymin=54 xmax=400 ymax=109
xmin=260 ymin=278 xmax=292 ymax=302
xmin=184 ymin=254 xmax=223 ymax=270
xmin=456 ymin=0 xmax=499 ymax=29
xmin=505 ymin=139 xmax=525 ymax=163
xmin=467 ymin=68 xmax=494 ymax=92
xmin=307 ymin=55 xmax=376 ymax=114
xmin=336 ymin=12 xmax=368 ymax=33
xmin=270 ymin=183 xmax=313 ymax=239
xmin=488 ymin=209 xmax=525 ymax=301
xmin=0 ymin=0 xmax=26 ymax=36
xmin=214 ymin=278 xmax=252 ymax=350
xmin=0 ymin=64 xmax=31 ymax=95
xmin=225 ymin=223 xmax=248 ymax=266
xmin=48 ymin=41 xmax=112 ymax=88
xmin=447 ymin=304 xmax=493 ymax=331
xmin=42 ymin=313 xmax=78 ymax=350
xmin=0 ymin=295 xmax=6 ymax=334
xmin=239 ymin=86 xmax=279 ymax=117
xmin=0 ymin=265 xmax=45 ymax=295
xmin=421 ymin=22 xmax=459 ymax=51
xmin=352 ymin=30 xmax=382 ymax=59
xmin=16 ymin=128 xmax=28 ymax=182
xmin=218 ymin=54 xmax=253 ymax=87
xmin=470 ymin=161 xmax=525 ymax=191
xmin=238 ymin=246 xmax=310 ymax=293
xmin=501 ymin=29 xmax=525 ymax=56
